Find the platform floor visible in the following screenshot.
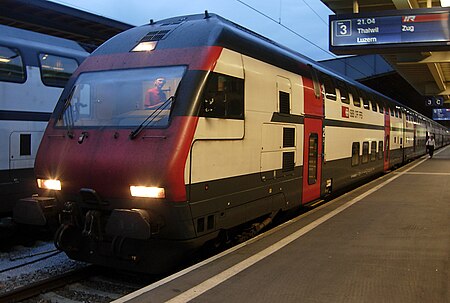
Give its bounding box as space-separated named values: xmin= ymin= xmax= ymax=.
xmin=115 ymin=146 xmax=450 ymax=303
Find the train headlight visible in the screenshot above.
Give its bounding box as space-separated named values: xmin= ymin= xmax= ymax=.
xmin=37 ymin=179 xmax=61 ymax=191
xmin=130 ymin=186 xmax=165 ymax=198
xmin=131 ymin=41 xmax=157 ymax=52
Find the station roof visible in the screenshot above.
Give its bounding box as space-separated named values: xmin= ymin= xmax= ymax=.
xmin=321 ymin=0 xmax=450 ymax=106
xmin=0 ymin=0 xmax=133 ymax=51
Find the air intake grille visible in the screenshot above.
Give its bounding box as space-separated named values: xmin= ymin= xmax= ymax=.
xmin=282 ymin=152 xmax=295 ymax=172
xmin=141 ymin=30 xmax=170 ymax=42
xmin=279 ymin=91 xmax=290 ymax=114
xmin=283 ymin=128 xmax=295 ymax=148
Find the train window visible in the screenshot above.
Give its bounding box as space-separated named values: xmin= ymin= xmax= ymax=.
xmin=201 ymin=72 xmax=244 ymax=119
xmin=39 ymin=53 xmax=79 ymax=87
xmin=378 ymin=141 xmax=383 ymax=160
xmin=379 ymin=104 xmax=384 ymax=114
xmin=350 ymin=87 xmax=361 ymax=107
xmin=370 ymin=141 xmax=377 ymax=161
xmin=399 ymin=111 xmax=402 ymax=118
xmin=0 ymin=46 xmax=25 ymax=83
xmin=362 ymin=99 xmax=370 ymax=110
xmin=20 ymin=134 xmax=31 ymax=156
xmin=56 ymin=66 xmax=186 ymax=128
xmin=395 ymin=110 xmax=399 ymax=118
xmin=391 ymin=109 xmax=394 ymax=116
xmin=308 ymin=134 xmax=318 ymax=184
xmin=385 ymin=108 xmax=390 ymax=115
xmin=362 ymin=142 xmax=369 ymax=164
xmin=351 ymin=142 xmax=359 ymax=166
xmin=320 ymin=73 xmax=336 ymax=101
xmin=336 ymin=80 xmax=349 ymax=104
xmin=370 ymin=101 xmax=377 ymax=112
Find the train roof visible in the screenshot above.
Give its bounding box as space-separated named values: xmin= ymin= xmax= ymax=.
xmin=0 ymin=24 xmax=88 ymax=56
xmin=91 ymin=13 xmax=444 ymax=127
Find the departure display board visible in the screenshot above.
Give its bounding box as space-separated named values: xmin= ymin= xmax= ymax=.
xmin=330 ymin=8 xmax=450 ymax=54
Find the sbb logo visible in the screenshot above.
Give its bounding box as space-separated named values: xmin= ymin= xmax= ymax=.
xmin=342 ymin=106 xmax=349 ymax=118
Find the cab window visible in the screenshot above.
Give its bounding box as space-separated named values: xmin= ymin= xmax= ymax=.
xmin=200 ymin=72 xmax=244 ymax=119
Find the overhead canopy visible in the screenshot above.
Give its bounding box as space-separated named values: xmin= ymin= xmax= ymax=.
xmin=0 ymin=0 xmax=133 ymax=51
xmin=322 ymin=0 xmax=450 ymax=105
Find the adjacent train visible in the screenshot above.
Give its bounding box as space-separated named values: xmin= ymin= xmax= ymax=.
xmin=0 ymin=24 xmax=88 ymax=214
xmin=15 ymin=13 xmax=449 ymax=273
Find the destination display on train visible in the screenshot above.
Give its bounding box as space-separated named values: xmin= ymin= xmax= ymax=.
xmin=330 ymin=9 xmax=450 ymax=53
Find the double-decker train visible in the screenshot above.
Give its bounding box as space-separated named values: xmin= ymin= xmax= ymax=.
xmin=14 ymin=13 xmax=449 ymax=273
xmin=0 ymin=24 xmax=88 ymax=215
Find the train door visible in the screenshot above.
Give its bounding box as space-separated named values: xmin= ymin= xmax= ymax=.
xmin=301 ymin=68 xmax=323 ymax=204
xmin=302 ymin=118 xmax=322 ymax=203
xmin=384 ymin=108 xmax=390 ymax=171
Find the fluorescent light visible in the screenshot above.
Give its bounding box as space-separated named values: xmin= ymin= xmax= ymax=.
xmin=130 ymin=186 xmax=165 ymax=198
xmin=37 ymin=179 xmax=61 ymax=191
xmin=131 ymin=41 xmax=157 ymax=52
xmin=0 ymin=58 xmax=11 ymax=63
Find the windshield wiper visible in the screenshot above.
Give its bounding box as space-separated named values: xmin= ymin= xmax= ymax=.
xmin=129 ymin=96 xmax=174 ymax=140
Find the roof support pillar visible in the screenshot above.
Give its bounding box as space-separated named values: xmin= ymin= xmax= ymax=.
xmin=353 ymin=0 xmax=359 ymax=13
xmin=427 ymin=63 xmax=447 ymax=93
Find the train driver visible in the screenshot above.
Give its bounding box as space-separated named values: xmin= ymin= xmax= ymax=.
xmin=144 ymin=77 xmax=167 ymax=109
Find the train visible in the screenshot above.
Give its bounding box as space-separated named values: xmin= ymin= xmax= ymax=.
xmin=0 ymin=24 xmax=88 ymax=215
xmin=14 ymin=13 xmax=449 ymax=273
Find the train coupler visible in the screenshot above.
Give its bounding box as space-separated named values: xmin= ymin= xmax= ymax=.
xmin=82 ymin=210 xmax=103 ymax=240
xmin=13 ymin=196 xmax=57 ymax=226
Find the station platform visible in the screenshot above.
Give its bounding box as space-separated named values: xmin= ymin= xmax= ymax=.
xmin=115 ymin=145 xmax=450 ymax=303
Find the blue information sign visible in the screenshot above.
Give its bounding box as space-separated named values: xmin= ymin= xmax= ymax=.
xmin=330 ymin=8 xmax=450 ymax=54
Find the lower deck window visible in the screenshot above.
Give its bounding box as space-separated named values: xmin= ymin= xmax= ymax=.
xmin=362 ymin=142 xmax=369 ymax=164
xmin=351 ymin=142 xmax=360 ymax=166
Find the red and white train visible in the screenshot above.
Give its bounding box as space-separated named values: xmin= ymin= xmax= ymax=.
xmin=15 ymin=13 xmax=449 ymax=273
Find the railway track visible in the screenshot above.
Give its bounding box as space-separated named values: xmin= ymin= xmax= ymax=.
xmin=0 ymin=266 xmax=95 ymax=302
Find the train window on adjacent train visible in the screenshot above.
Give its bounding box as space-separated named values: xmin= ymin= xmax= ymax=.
xmin=39 ymin=53 xmax=79 ymax=87
xmin=320 ymin=73 xmax=336 ymax=101
xmin=0 ymin=46 xmax=25 ymax=83
xmin=20 ymin=134 xmax=31 ymax=156
xmin=308 ymin=134 xmax=318 ymax=184
xmin=395 ymin=110 xmax=399 ymax=118
xmin=201 ymin=72 xmax=244 ymax=119
xmin=351 ymin=142 xmax=359 ymax=166
xmin=370 ymin=141 xmax=377 ymax=161
xmin=362 ymin=142 xmax=369 ymax=164
xmin=391 ymin=109 xmax=394 ymax=117
xmin=378 ymin=141 xmax=383 ymax=160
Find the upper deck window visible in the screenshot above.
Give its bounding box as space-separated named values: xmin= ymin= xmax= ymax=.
xmin=0 ymin=46 xmax=25 ymax=83
xmin=200 ymin=72 xmax=244 ymax=119
xmin=56 ymin=66 xmax=186 ymax=128
xmin=320 ymin=73 xmax=336 ymax=101
xmin=39 ymin=53 xmax=79 ymax=87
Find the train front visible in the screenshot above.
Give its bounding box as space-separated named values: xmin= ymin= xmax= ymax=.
xmin=17 ymin=15 xmax=223 ymax=273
